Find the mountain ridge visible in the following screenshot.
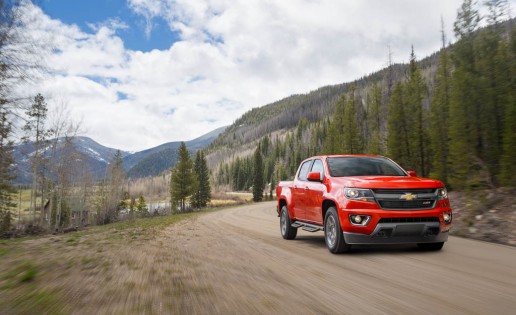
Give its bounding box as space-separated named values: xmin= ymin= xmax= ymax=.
xmin=13 ymin=126 xmax=227 ymax=183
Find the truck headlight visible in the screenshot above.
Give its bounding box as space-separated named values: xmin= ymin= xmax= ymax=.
xmin=344 ymin=188 xmax=375 ymax=202
xmin=437 ymin=188 xmax=448 ymax=200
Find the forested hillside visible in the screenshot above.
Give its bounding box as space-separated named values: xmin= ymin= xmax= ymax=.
xmin=124 ymin=126 xmax=226 ymax=178
xmin=209 ymin=4 xmax=515 ymax=193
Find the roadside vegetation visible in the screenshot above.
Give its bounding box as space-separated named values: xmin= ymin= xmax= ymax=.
xmin=0 ymin=208 xmax=215 ymax=314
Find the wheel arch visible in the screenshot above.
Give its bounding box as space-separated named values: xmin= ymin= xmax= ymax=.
xmin=322 ymin=199 xmax=337 ymax=221
xmin=278 ymin=198 xmax=291 ymax=216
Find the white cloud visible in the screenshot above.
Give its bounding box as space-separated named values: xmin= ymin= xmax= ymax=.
xmin=127 ymin=0 xmax=164 ymax=39
xmin=87 ymin=18 xmax=129 ymax=33
xmin=16 ymin=0 xmax=515 ymax=151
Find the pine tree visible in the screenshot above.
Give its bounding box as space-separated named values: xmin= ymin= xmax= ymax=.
xmin=406 ymin=47 xmax=429 ymax=176
xmin=231 ymin=157 xmax=240 ymax=190
xmin=476 ymin=0 xmax=511 ymax=183
xmin=252 ymin=145 xmax=264 ymax=202
xmin=342 ymin=85 xmax=363 ymax=153
xmin=192 ymin=150 xmax=211 ymax=209
xmin=136 ymin=195 xmax=148 ymax=215
xmin=484 ymin=0 xmax=509 ymax=26
xmin=387 ymin=82 xmax=412 ymax=169
xmin=0 ymin=107 xmax=15 ymax=234
xmin=500 ymin=26 xmax=516 ymax=186
xmin=448 ymin=0 xmax=480 ymax=189
xmin=429 ymin=23 xmax=451 ymax=184
xmin=453 ymin=0 xmax=480 ymax=38
xmin=367 ymin=83 xmax=383 ymax=155
xmin=324 ymin=94 xmax=346 ymax=154
xmin=23 ymin=93 xmax=52 ymax=223
xmin=170 ymin=142 xmax=197 ymax=212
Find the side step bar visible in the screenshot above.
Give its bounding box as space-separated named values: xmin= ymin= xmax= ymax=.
xmin=291 ymin=221 xmax=324 ymax=232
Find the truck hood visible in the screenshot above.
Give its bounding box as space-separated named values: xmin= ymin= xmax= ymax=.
xmin=331 ymin=176 xmax=444 ymax=189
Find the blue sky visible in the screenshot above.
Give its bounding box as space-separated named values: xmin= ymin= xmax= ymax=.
xmin=40 ymin=0 xmax=179 ymax=51
xmin=20 ymin=0 xmax=514 ymax=151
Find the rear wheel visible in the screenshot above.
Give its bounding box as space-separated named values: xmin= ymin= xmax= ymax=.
xmin=324 ymin=207 xmax=350 ymax=254
xmin=280 ymin=206 xmax=297 ymax=240
xmin=417 ymin=242 xmax=444 ymax=251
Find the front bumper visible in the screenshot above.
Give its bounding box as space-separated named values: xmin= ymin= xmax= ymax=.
xmin=343 ymin=221 xmax=449 ymax=244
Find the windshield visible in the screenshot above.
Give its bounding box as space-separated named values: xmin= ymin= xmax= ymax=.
xmin=327 ymin=157 xmax=407 ymax=177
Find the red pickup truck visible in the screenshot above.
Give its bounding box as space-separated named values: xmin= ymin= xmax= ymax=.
xmin=276 ymin=155 xmax=452 ymax=253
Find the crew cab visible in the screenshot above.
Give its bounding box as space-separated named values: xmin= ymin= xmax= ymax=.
xmin=276 ymin=155 xmax=452 ymax=253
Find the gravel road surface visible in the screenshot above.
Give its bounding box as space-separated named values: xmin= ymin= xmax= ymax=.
xmin=176 ymin=201 xmax=516 ymax=314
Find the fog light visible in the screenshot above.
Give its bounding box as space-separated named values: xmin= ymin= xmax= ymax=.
xmin=443 ymin=211 xmax=452 ymax=224
xmin=349 ymin=215 xmax=371 ymax=226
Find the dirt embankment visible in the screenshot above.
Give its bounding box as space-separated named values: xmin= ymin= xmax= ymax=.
xmin=450 ymin=188 xmax=516 ymax=246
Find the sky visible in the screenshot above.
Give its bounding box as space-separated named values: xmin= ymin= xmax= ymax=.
xmin=17 ymin=0 xmax=515 ymax=151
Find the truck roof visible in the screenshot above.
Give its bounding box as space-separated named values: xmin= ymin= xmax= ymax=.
xmin=305 ymin=154 xmax=385 ymax=159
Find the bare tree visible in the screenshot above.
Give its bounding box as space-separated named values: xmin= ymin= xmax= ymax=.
xmin=47 ymin=101 xmax=83 ymax=230
xmin=1 ymin=1 xmax=47 ymax=106
xmin=95 ymin=150 xmax=126 ymax=224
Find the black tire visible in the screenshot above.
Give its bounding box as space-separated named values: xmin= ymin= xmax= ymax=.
xmin=324 ymin=207 xmax=350 ymax=254
xmin=280 ymin=206 xmax=297 ymax=240
xmin=417 ymin=242 xmax=444 ymax=251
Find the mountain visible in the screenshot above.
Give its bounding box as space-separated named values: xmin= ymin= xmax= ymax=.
xmin=204 ymin=61 xmax=417 ymax=170
xmin=125 ymin=126 xmax=227 ymax=178
xmin=206 ymin=61 xmax=416 ymax=155
xmin=13 ymin=137 xmax=131 ymax=184
xmin=13 ymin=126 xmax=227 ymax=183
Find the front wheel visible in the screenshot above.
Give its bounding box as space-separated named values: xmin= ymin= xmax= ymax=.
xmin=324 ymin=207 xmax=350 ymax=254
xmin=280 ymin=206 xmax=297 ymax=240
xmin=417 ymin=242 xmax=444 ymax=251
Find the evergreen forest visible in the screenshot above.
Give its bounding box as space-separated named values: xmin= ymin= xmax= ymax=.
xmin=212 ymin=2 xmax=515 ymax=193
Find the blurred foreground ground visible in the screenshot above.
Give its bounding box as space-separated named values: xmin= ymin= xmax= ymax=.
xmin=1 ymin=202 xmax=516 ymax=314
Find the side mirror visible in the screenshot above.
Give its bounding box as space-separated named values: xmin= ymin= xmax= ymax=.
xmin=307 ymin=171 xmax=323 ymax=182
xmin=407 ymin=170 xmax=417 ymax=177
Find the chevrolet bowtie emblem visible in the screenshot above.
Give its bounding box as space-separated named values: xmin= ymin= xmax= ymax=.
xmin=400 ymin=193 xmax=417 ymax=201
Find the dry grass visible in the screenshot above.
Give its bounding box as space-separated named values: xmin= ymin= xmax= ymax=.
xmin=0 ymin=209 xmax=217 ymax=314
xmin=209 ymin=191 xmax=253 ymax=208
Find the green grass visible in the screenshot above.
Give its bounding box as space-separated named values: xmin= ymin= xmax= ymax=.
xmin=1 ymin=261 xmax=38 ymax=290
xmin=11 ymin=287 xmax=64 ymax=315
xmin=0 ymin=246 xmax=12 ymax=258
xmin=19 ymin=265 xmax=37 ymax=283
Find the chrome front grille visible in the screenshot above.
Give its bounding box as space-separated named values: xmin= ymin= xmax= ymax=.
xmin=373 ymin=189 xmax=438 ymax=210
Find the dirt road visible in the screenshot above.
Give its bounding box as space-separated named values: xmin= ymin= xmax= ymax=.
xmin=2 ymin=202 xmax=516 ymax=314
xmin=174 ymin=201 xmax=516 ymax=314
